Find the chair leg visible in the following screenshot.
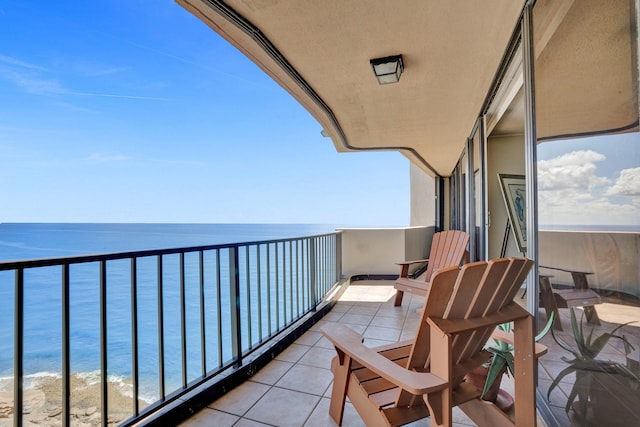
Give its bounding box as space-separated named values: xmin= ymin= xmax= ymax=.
xmin=513 ymin=316 xmax=536 ymax=426
xmin=394 ymin=290 xmax=404 ymax=306
xmin=424 ymin=390 xmax=451 ymax=427
xmin=329 ymin=353 xmax=351 ymax=425
xmin=425 ymin=326 xmax=452 ymax=427
xmin=584 ymin=305 xmax=601 ymax=325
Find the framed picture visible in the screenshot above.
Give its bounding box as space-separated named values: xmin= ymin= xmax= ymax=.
xmin=498 ymin=174 xmax=526 ymax=253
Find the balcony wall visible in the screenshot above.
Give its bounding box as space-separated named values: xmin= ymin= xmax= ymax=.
xmin=539 ymin=230 xmax=640 ymax=297
xmin=338 ymin=226 xmax=435 ymax=277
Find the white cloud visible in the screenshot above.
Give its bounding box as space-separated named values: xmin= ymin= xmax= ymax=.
xmin=0 ymin=53 xmax=158 ymax=100
xmin=0 ymin=53 xmax=46 ymax=71
xmin=605 ymin=167 xmax=640 ymax=196
xmin=71 ymin=61 xmax=128 ymax=77
xmin=539 ymin=189 xmax=639 ymax=225
xmin=1 ymin=70 xmax=66 ymax=95
xmin=72 ymin=91 xmax=165 ymax=100
xmin=538 ymin=150 xmax=609 ymax=191
xmin=538 ymin=150 xmax=640 ymax=226
xmin=0 ymin=54 xmax=64 ymax=95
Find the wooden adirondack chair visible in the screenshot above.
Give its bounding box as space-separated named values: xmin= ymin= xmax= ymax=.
xmin=394 ymin=230 xmax=469 ymax=306
xmin=322 ymin=257 xmax=544 ymax=427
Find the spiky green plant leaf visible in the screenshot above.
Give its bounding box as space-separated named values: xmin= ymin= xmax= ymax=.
xmin=535 ymin=311 xmax=555 ymax=341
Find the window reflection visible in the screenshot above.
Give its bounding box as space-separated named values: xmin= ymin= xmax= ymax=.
xmin=533 ymin=0 xmax=640 ymax=426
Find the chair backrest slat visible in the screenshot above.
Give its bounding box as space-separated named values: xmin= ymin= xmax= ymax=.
xmin=406 ymin=266 xmax=462 ymax=371
xmin=458 ymin=259 xmax=531 ymax=365
xmin=424 ymin=230 xmax=469 ymax=282
xmin=406 ymin=257 xmax=534 ymax=377
xmin=444 ymin=262 xmax=491 ymax=318
xmin=453 ymin=258 xmax=512 ymax=364
xmin=485 ymin=258 xmax=532 ymax=315
xmin=502 ymin=258 xmax=534 ymax=306
xmin=442 ymin=231 xmax=468 ymax=267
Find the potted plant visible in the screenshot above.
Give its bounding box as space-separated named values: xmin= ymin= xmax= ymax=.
xmin=465 ymin=312 xmax=555 ymax=410
xmin=547 ymin=307 xmax=639 ymax=425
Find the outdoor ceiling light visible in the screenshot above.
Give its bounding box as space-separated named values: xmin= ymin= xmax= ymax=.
xmin=370 ymin=54 xmax=404 ymax=84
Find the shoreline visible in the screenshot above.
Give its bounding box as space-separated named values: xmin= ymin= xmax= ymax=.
xmin=0 ymin=372 xmax=148 ymax=426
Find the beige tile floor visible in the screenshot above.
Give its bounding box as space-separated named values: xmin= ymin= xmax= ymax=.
xmin=179 ymin=280 xmax=541 ymax=427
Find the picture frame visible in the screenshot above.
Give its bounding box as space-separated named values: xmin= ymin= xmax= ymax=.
xmin=497 ymin=174 xmax=526 ymax=253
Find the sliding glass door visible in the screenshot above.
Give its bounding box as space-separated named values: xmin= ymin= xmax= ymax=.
xmin=532 ymin=1 xmax=640 ymax=425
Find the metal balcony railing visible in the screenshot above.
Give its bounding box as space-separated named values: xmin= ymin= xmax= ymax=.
xmin=0 ymin=232 xmax=341 ymax=427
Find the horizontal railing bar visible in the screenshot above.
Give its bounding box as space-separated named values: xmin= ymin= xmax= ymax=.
xmin=0 ymin=233 xmax=337 ymax=271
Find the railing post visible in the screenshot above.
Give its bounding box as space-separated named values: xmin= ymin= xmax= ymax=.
xmin=157 ymin=255 xmax=165 ymax=399
xmin=229 ymin=246 xmax=242 ymax=367
xmin=288 ymin=240 xmax=293 ymax=323
xmin=245 ymin=246 xmax=252 ymax=348
xmin=310 ymin=238 xmax=317 ymax=310
xmin=179 ymin=253 xmax=187 ymax=388
xmin=215 ymin=250 xmax=223 ymax=366
xmin=130 ymin=258 xmax=139 ymax=417
xmin=275 ymin=243 xmax=280 ymax=329
xmin=266 ymin=244 xmax=271 ymax=336
xmin=99 ymin=260 xmax=108 ymax=427
xmin=336 ymin=232 xmax=342 ymax=283
xmin=62 ymin=264 xmax=71 ymax=427
xmin=199 ymin=251 xmax=206 ymax=377
xmin=256 ymin=245 xmax=263 ymax=341
xmin=14 ymin=269 xmax=23 ymax=427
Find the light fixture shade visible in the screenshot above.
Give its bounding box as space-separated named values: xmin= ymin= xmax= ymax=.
xmin=370 ymin=55 xmax=404 ymax=84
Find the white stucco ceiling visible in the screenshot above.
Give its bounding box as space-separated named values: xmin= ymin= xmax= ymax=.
xmin=178 ymin=0 xmax=526 ymax=176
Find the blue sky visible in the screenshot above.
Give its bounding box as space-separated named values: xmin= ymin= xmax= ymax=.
xmin=0 ymin=1 xmax=410 ymax=226
xmin=537 ymin=133 xmax=640 ymax=227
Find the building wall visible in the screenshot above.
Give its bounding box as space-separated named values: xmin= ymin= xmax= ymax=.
xmin=409 ymin=162 xmax=436 ymax=227
xmin=487 ymin=134 xmax=525 ymax=259
xmin=339 ymin=226 xmax=433 ymax=277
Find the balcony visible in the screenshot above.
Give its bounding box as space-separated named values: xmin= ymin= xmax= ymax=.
xmin=0 ymin=226 xmax=451 ymax=426
xmin=178 ymin=278 xmax=492 ymax=427
xmin=3 ymin=227 xmax=638 ymax=426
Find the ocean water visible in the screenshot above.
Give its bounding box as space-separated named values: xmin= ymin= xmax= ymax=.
xmin=0 ymin=223 xmax=337 ymax=401
xmin=0 ymin=223 xmax=338 ymax=261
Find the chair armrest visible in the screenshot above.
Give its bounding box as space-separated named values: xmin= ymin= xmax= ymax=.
xmin=396 ymin=259 xmax=430 ymax=278
xmin=321 ymin=324 xmax=447 ymax=395
xmin=396 ymin=258 xmax=430 ymax=267
xmin=395 ymin=278 xmax=430 ymax=294
xmin=540 ymin=265 xmax=593 ymax=275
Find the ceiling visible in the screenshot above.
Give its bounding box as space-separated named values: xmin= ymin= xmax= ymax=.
xmin=178 ymin=0 xmax=526 ymax=176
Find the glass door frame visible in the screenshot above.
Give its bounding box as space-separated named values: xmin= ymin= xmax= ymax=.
xmin=449 ymin=115 xmax=487 ymax=263
xmin=468 ymin=116 xmax=488 ymax=261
